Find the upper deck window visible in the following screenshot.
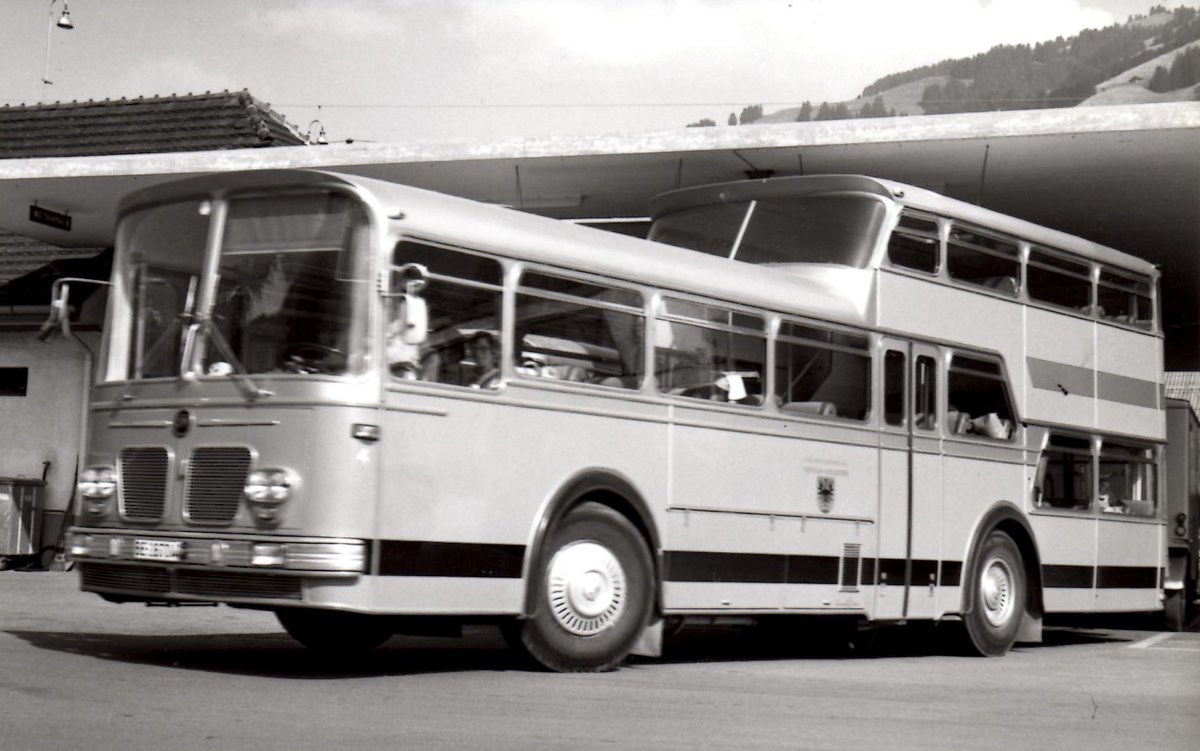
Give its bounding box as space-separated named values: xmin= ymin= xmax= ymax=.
xmin=650 ymin=194 xmax=886 ymax=269
xmin=947 ymin=225 xmax=1020 ymax=295
xmin=1027 ymin=247 xmax=1091 ymax=312
xmin=1097 ymin=268 xmax=1154 ymax=330
xmin=887 ymin=213 xmax=940 ymax=274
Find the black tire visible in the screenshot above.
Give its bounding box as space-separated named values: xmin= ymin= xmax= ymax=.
xmin=275 ymin=608 xmax=393 ymax=653
xmin=518 ymin=502 xmax=654 ymax=672
xmin=963 ymin=530 xmax=1025 ymax=656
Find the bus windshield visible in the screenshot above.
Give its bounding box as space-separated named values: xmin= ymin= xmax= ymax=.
xmin=113 ymin=191 xmax=371 ymax=381
xmin=649 ymin=194 xmax=886 ymax=268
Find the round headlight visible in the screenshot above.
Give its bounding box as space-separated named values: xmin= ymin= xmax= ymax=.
xmin=244 ymin=468 xmax=293 ymax=503
xmin=78 ymin=466 xmax=116 ymax=499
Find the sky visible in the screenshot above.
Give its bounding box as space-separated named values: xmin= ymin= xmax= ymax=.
xmin=0 ymin=0 xmax=1190 ymax=146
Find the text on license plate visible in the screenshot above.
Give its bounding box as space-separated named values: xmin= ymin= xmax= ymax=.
xmin=133 ymin=538 xmax=184 ymax=561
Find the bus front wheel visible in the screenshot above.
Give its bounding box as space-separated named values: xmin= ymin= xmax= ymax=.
xmin=519 ymin=502 xmax=653 ymax=672
xmin=276 ymin=608 xmax=393 ymax=653
xmin=963 ymin=530 xmax=1025 ymax=656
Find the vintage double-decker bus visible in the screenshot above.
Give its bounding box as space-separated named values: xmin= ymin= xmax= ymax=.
xmin=58 ymin=169 xmax=1167 ymax=671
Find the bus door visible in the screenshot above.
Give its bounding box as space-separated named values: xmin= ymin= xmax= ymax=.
xmin=877 ymin=340 xmax=944 ymax=621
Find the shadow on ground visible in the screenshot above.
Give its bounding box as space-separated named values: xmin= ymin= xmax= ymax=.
xmin=6 ymin=614 xmax=1149 ymax=679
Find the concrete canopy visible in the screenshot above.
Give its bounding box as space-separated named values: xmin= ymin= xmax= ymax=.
xmin=1 ymin=102 xmax=1197 ymax=366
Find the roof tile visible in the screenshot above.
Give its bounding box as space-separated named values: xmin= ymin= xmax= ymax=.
xmin=0 ymin=90 xmax=307 ymax=158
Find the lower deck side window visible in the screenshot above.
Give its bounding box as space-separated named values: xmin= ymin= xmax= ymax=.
xmin=1035 ymin=434 xmax=1157 ymax=518
xmin=947 ymin=355 xmax=1014 ymax=440
xmin=1099 ymin=442 xmax=1157 ymax=517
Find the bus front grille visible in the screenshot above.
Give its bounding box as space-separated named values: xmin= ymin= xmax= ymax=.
xmin=80 ymin=562 xmax=171 ymax=594
xmin=80 ymin=562 xmax=302 ymax=602
xmin=185 ymin=447 xmax=252 ymax=525
xmin=119 ymin=447 xmax=170 ymax=520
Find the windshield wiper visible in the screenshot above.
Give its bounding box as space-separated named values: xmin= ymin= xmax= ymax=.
xmin=194 ymin=318 xmax=274 ymax=401
xmin=118 ymin=314 xmax=185 ymax=402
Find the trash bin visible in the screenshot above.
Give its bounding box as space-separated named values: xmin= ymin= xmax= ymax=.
xmin=0 ymin=478 xmax=45 ymax=568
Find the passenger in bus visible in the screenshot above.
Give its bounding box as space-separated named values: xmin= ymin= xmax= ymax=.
xmin=465 ymin=331 xmax=500 ymax=389
xmin=386 ymin=317 xmax=441 ymax=382
xmin=1098 ymin=476 xmax=1127 ymax=514
xmin=969 ymin=412 xmax=1011 ymax=440
xmin=949 ymin=408 xmax=1011 ymax=440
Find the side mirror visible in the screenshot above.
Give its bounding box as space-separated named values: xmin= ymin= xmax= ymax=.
xmin=38 ymin=277 xmax=112 ymax=343
xmin=37 ymin=280 xmax=74 ymax=342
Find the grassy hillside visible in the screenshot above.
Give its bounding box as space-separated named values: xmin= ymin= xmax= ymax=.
xmin=740 ymin=5 xmax=1199 ymax=125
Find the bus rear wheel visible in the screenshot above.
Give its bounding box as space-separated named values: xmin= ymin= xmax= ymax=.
xmin=963 ymin=530 xmax=1025 ymax=657
xmin=518 ymin=502 xmax=653 ymax=672
xmin=276 ymin=608 xmax=393 ymax=653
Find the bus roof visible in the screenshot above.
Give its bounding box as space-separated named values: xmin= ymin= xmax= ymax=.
xmin=649 ymin=174 xmax=1159 ymax=279
xmin=117 ymin=169 xmax=871 ymax=327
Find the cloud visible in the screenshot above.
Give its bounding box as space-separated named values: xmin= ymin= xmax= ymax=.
xmin=237 ymin=0 xmax=437 ymax=40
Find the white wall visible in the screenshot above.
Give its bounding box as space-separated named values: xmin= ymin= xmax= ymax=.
xmin=0 ymin=329 xmax=98 ymax=517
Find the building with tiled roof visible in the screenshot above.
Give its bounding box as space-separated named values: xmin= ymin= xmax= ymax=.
xmin=0 ymin=90 xmax=309 ymax=286
xmin=0 ymin=89 xmax=307 ymax=159
xmin=1166 ymin=371 xmax=1200 ymax=416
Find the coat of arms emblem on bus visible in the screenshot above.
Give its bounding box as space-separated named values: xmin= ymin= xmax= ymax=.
xmin=817 ymin=476 xmax=835 ymax=513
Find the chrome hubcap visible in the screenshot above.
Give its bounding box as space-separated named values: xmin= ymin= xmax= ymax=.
xmin=980 ymin=556 xmax=1015 ymax=627
xmin=547 ymin=541 xmax=626 ymax=636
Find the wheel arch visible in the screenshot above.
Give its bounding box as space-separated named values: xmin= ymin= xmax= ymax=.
xmin=960 ymin=501 xmax=1045 ymax=623
xmin=519 ymin=468 xmax=661 ymax=618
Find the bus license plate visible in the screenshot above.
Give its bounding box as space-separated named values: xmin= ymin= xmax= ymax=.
xmin=133 ymin=539 xmax=184 ymax=562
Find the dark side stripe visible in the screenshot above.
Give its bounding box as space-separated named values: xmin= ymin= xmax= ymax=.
xmin=377 ymin=541 xmax=525 ymax=578
xmin=370 ymin=542 xmax=1159 ymax=591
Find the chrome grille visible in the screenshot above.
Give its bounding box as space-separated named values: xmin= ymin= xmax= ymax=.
xmin=118 ymin=447 xmax=169 ymax=520
xmin=176 ymin=569 xmax=302 ymax=600
xmin=80 ymin=562 xmax=170 ymax=594
xmin=79 ymin=563 xmax=301 ymax=602
xmin=185 ymin=447 xmax=252 ymax=525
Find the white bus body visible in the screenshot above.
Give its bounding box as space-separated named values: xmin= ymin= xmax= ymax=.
xmin=65 ymin=170 xmax=1166 ymax=670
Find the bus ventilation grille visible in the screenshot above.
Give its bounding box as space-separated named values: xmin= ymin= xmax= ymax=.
xmin=840 ymin=543 xmax=862 ymax=592
xmin=118 ymin=447 xmax=170 ymax=521
xmin=185 ymin=447 xmax=252 ymax=525
xmin=80 ymin=562 xmax=302 ymax=602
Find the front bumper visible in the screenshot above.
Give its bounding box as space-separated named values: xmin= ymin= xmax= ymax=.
xmin=67 ymin=528 xmax=367 ymax=575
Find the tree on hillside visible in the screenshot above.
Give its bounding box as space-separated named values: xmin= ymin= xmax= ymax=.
xmin=739 ymin=104 xmax=764 ymax=124
xmin=814 ymin=101 xmax=851 ymax=121
xmin=1169 ymin=45 xmax=1200 ymax=89
xmin=1148 ymin=65 xmax=1173 ymax=92
xmin=728 ymin=113 xmax=737 ymax=126
xmin=686 ymin=118 xmax=716 ymax=128
xmin=858 ymin=95 xmax=889 ymax=118
xmin=796 ymin=101 xmax=813 ymax=122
